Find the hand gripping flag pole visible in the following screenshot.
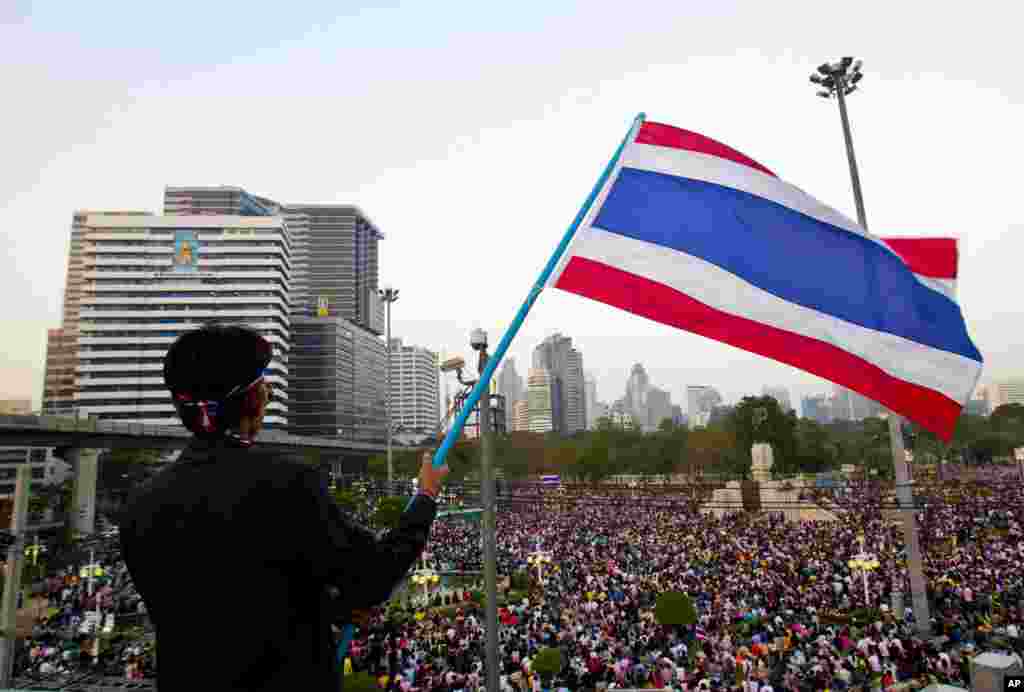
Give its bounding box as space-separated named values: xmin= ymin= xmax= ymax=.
xmin=344 ymin=116 xmax=645 ymax=684
xmin=429 ymin=112 xmax=646 ymax=470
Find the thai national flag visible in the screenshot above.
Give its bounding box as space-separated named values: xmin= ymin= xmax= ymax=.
xmin=550 ymin=120 xmax=982 ymax=440
xmin=541 ymin=474 xmax=561 ymax=487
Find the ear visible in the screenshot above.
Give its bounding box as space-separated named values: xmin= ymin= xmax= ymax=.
xmin=241 ymin=384 xmax=265 ymax=417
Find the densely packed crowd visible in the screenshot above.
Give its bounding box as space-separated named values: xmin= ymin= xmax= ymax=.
xmin=12 ymin=539 xmax=157 ymax=683
xmin=343 ymin=475 xmax=1024 ymax=691
xmin=13 ymin=470 xmax=1024 ymax=691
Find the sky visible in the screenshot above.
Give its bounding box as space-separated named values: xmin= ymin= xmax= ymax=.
xmin=2 ymin=1 xmax=1022 ymax=415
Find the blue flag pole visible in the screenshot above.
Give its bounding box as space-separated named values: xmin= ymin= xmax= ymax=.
xmin=429 ymin=113 xmax=646 ymax=469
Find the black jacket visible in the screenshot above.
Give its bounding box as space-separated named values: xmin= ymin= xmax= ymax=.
xmin=119 ymin=437 xmax=436 ymax=690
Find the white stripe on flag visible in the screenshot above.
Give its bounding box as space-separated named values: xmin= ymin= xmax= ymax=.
xmin=567 ymin=227 xmax=980 ymax=403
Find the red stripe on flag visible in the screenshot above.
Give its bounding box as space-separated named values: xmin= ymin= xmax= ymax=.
xmin=879 ymin=237 xmax=958 ymax=279
xmin=555 ymin=256 xmax=961 ymax=440
xmin=636 ymin=121 xmax=777 ymax=178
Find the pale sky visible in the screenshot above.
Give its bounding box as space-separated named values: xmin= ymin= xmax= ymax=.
xmin=2 ymin=1 xmax=1021 ymax=414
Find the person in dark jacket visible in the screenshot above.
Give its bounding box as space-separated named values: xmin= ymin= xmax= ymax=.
xmin=119 ymin=324 xmax=446 ymax=690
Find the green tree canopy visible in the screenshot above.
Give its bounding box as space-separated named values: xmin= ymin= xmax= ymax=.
xmin=532 ymin=647 xmax=563 ymax=685
xmin=373 ymin=496 xmax=407 ymax=530
xmin=728 ymin=396 xmax=797 ymax=476
xmin=655 ymin=591 xmax=698 ymax=626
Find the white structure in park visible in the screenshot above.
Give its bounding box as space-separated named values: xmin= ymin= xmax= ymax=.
xmin=702 ymin=443 xmax=837 ymax=522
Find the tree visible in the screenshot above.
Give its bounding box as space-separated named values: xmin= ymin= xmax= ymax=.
xmin=991 ymin=403 xmax=1024 ymax=431
xmin=575 ymin=433 xmax=612 ymax=482
xmin=344 ymin=671 xmax=379 ymax=692
xmin=728 ymin=397 xmax=797 ymax=476
xmin=684 ymin=429 xmax=738 ymax=479
xmin=655 ymin=591 xmax=698 ymax=640
xmin=331 ymin=488 xmax=361 ymax=514
xmin=532 ymin=647 xmax=563 ymax=691
xmin=793 ymin=418 xmax=834 ymax=474
xmin=373 ymin=496 xmax=407 ymax=530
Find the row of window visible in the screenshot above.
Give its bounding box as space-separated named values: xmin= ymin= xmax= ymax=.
xmin=89 ymin=412 xmax=287 ymax=423
xmin=79 ymin=398 xmax=290 ymax=407
xmin=88 ymin=265 xmax=290 ymax=275
xmin=82 ymin=303 xmax=288 ymax=313
xmin=89 ymin=228 xmax=284 ymax=236
xmin=81 ymin=315 xmax=290 ymax=329
xmin=90 ymin=253 xmax=291 ymax=264
xmin=0 ymin=468 xmax=47 ymax=481
xmin=87 ymin=240 xmax=291 ymax=252
xmin=90 ymin=278 xmax=289 ymax=288
xmin=81 ymin=327 xmax=288 ymax=339
xmin=85 ymin=290 xmax=288 ymax=299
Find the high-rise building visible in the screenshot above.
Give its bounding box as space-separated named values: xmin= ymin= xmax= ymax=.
xmin=0 ymin=400 xmax=31 ymax=415
xmin=163 ymin=186 xmax=277 ymax=217
xmin=289 ymin=316 xmax=386 ymax=441
xmin=584 ymin=373 xmax=599 ymax=430
xmin=996 ymin=380 xmax=1024 ymax=408
xmin=532 ymin=334 xmax=585 ymax=434
xmin=646 ymin=387 xmax=673 ymax=430
xmin=512 ymin=400 xmax=530 ymax=432
xmin=670 ymin=405 xmax=685 ymax=427
xmin=72 ymin=213 xmax=291 ymax=427
xmin=625 ymin=364 xmax=650 ymax=416
xmin=497 ymin=358 xmax=525 ymax=432
xmin=43 ymin=210 xmax=152 ymax=416
xmin=565 ymin=349 xmax=586 ymax=434
xmin=686 ymin=385 xmax=722 ymax=429
xmin=0 ymin=447 xmax=66 ymax=498
xmin=762 ymin=386 xmax=794 ymax=414
xmin=280 ymin=204 xmax=384 ymax=333
xmin=527 ymin=368 xmax=553 ymax=433
xmin=801 ymin=394 xmax=833 ymax=425
xmin=388 ymin=338 xmax=439 ymax=435
xmin=165 ymin=188 xmax=385 ymax=333
xmin=831 ymin=385 xmax=882 ymax=422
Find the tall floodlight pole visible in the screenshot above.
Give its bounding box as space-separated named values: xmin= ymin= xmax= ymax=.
xmin=810 ymin=57 xmax=931 ymax=634
xmin=379 ymin=285 xmax=400 ymax=486
xmin=470 ymin=328 xmax=499 ymax=692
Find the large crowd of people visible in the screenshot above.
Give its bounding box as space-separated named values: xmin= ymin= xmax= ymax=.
xmin=343 ymin=474 xmax=1024 ymax=691
xmin=13 ymin=469 xmax=1024 ymax=691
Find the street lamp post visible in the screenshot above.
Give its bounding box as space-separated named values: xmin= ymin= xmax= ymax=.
xmin=470 ymin=328 xmax=500 ymax=692
xmin=848 ymin=534 xmax=880 ymax=607
xmin=809 ymin=56 xmax=931 ymax=634
xmin=527 ymin=546 xmax=552 ymax=585
xmin=411 ymin=567 xmax=440 ymax=607
xmin=379 ymin=285 xmax=400 ymax=487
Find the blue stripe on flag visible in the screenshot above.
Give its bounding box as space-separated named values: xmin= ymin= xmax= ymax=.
xmin=593 ymin=168 xmax=981 ymax=362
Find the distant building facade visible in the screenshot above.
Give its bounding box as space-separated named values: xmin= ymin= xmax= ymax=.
xmin=527 ymin=368 xmax=553 ymax=433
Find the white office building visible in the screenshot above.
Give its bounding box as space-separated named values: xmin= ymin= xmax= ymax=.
xmin=527 ymin=368 xmax=554 ymax=433
xmin=74 ymin=214 xmax=291 ymax=427
xmin=389 ymin=339 xmax=440 ymax=435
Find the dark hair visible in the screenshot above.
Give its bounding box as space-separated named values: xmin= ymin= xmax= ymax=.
xmin=163 ymin=324 xmax=272 ymax=437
